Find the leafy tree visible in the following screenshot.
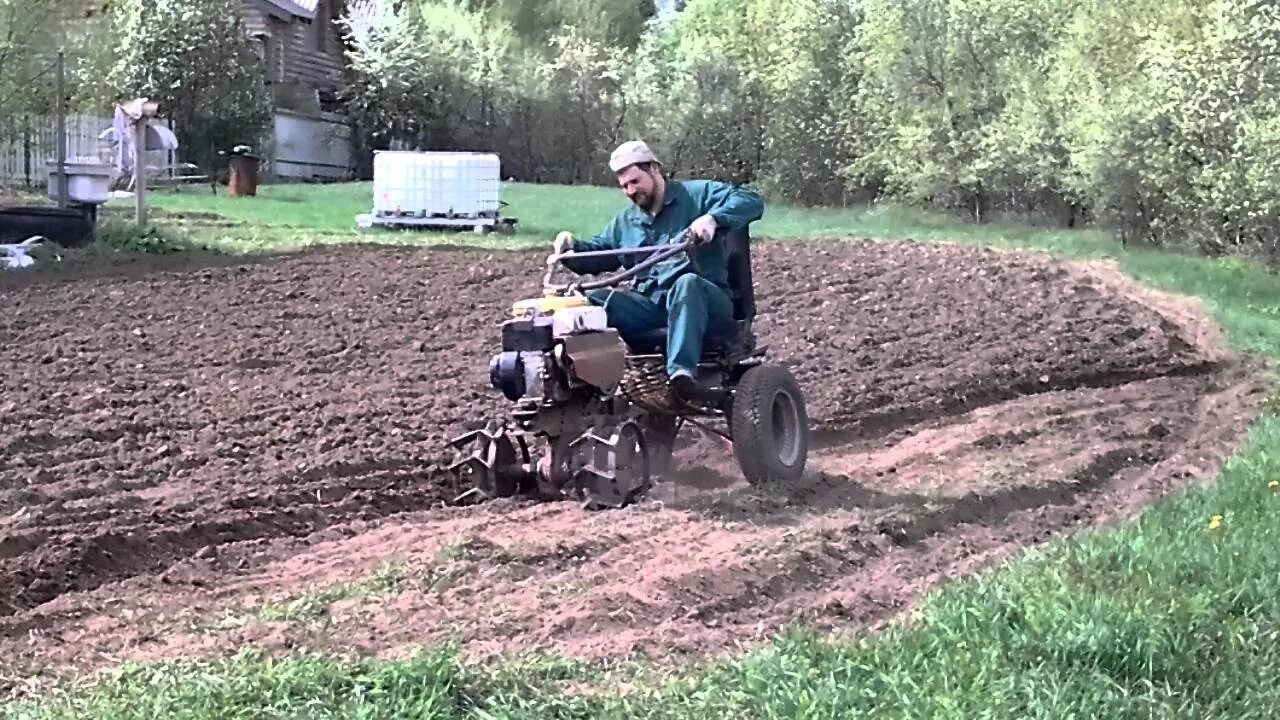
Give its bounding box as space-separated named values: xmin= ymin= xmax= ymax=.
xmin=0 ymin=0 xmax=66 ymax=115
xmin=538 ymin=27 xmax=631 ymax=183
xmin=1047 ymin=0 xmax=1280 ymax=252
xmin=342 ymin=0 xmax=518 ymax=155
xmin=105 ymin=0 xmax=272 ymax=171
xmin=624 ymin=0 xmax=860 ymax=199
xmin=844 ymin=0 xmax=1078 ymax=219
xmin=465 ymin=0 xmax=657 ymax=49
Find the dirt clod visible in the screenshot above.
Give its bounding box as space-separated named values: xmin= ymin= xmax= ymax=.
xmin=0 ymin=238 xmax=1267 ymax=690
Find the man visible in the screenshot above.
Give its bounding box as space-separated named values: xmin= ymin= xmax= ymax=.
xmin=554 ymin=140 xmax=764 ymax=405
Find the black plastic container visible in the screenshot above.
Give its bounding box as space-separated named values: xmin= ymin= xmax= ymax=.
xmin=0 ymin=205 xmax=96 ymax=248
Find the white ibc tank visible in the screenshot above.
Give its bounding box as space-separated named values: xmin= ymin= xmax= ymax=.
xmin=373 ymin=151 xmax=501 ymax=218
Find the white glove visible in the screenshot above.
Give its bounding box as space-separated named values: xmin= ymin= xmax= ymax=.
xmin=550 ymin=231 xmax=574 ymax=265
xmin=554 ymin=231 xmax=574 ymax=254
xmin=689 ymin=214 xmax=718 ymax=244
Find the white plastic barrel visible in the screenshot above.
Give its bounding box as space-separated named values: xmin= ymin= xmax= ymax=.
xmin=373 ymin=151 xmax=501 ymax=218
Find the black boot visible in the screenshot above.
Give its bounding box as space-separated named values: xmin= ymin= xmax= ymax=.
xmin=670 ymin=374 xmax=730 ymax=412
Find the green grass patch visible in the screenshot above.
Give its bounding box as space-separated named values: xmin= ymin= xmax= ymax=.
xmin=110 ymin=181 xmax=626 ymax=253
xmin=115 ymin=180 xmax=1125 ymax=257
xmin=245 ymin=561 xmax=411 ymax=625
xmin=10 ymin=181 xmax=1280 ymax=716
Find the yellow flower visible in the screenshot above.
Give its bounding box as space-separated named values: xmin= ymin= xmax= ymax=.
xmin=1207 ymin=514 xmax=1224 ymax=531
xmin=1269 ymin=480 xmax=1279 ymax=490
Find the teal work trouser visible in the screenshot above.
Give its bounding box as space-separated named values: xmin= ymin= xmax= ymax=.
xmin=586 ymin=274 xmax=734 ymax=378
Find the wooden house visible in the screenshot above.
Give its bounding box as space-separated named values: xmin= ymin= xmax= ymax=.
xmin=241 ymin=0 xmax=348 ymax=115
xmin=61 ymin=0 xmax=356 ymax=179
xmin=63 ymin=0 xmax=347 ymax=116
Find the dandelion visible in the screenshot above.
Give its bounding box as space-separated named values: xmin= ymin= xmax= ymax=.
xmin=1269 ymin=480 xmax=1279 ymax=491
xmin=1208 ymin=514 xmax=1224 ymax=531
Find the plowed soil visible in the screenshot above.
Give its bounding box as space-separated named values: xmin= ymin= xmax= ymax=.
xmin=0 ymin=238 xmax=1268 ymax=691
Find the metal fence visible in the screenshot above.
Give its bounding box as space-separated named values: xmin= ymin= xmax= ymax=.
xmin=0 ymin=49 xmax=182 ymax=196
xmin=0 ymin=113 xmax=106 ymax=186
xmin=0 ymin=113 xmax=181 ymax=189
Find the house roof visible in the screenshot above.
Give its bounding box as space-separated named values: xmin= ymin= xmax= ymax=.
xmin=262 ymin=0 xmax=318 ymax=19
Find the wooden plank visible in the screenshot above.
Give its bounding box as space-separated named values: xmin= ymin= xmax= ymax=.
xmin=280 ymin=31 xmax=345 ymax=88
xmin=241 ymin=7 xmax=271 ymax=36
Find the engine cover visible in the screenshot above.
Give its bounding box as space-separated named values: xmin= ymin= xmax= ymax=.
xmin=559 ymin=330 xmax=625 ymax=393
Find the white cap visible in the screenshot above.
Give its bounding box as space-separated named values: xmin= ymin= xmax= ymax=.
xmin=609 ymin=140 xmax=660 ymax=173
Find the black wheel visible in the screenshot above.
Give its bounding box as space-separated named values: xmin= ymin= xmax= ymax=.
xmin=730 ymin=364 xmax=808 ymax=484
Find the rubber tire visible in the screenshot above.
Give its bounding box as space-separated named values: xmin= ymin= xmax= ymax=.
xmin=730 ymin=364 xmax=808 ymax=485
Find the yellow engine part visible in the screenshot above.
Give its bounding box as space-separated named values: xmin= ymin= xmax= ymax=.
xmin=511 ymin=293 xmax=591 ymax=318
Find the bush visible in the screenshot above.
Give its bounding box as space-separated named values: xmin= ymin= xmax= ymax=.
xmin=96 ymin=221 xmax=212 ymax=255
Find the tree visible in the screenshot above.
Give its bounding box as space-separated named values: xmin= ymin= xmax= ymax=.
xmin=105 ymin=0 xmax=272 ymax=171
xmin=0 ymin=0 xmax=66 ymax=115
xmin=341 ymin=0 xmax=518 ymax=154
xmin=465 ymin=0 xmax=657 ymax=49
xmin=1047 ymin=0 xmax=1280 ymax=251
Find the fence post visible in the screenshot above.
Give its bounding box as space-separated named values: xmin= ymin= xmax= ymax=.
xmin=134 ymin=102 xmax=159 ymax=227
xmin=55 ymin=50 xmax=68 ymax=208
xmin=135 ymin=118 xmax=147 ymax=226
xmin=22 ymin=115 xmax=30 ymax=187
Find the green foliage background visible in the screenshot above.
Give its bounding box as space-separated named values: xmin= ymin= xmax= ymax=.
xmin=2 ymin=0 xmax=1274 ymax=257
xmin=341 ymin=0 xmax=1280 ymax=258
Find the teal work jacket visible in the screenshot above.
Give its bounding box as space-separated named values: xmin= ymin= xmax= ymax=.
xmin=562 ymin=179 xmax=765 ymax=300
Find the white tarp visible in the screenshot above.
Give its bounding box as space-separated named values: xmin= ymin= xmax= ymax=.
xmin=96 ymin=98 xmax=180 ymax=176
xmin=1 ymin=237 xmax=45 ymax=270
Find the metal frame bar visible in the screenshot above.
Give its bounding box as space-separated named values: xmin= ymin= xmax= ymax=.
xmin=544 ymin=231 xmax=692 ymax=294
xmin=358 ymin=214 xmax=500 ymax=228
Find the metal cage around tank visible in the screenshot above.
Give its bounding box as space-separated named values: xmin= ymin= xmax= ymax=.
xmin=356 ymin=150 xmax=508 ymax=231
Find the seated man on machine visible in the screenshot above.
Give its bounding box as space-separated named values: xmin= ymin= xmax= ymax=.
xmin=553 ymin=139 xmax=764 ymax=407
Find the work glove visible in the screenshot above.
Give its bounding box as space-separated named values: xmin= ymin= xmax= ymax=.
xmin=550 ymin=231 xmax=574 ymax=265
xmin=689 ymin=214 xmax=718 ymax=244
xmin=554 ymin=231 xmax=574 ymax=254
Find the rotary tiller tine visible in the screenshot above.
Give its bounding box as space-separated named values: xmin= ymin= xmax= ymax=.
xmin=452 ymin=486 xmax=487 ymax=505
xmin=447 ymin=452 xmax=486 ymax=475
xmin=448 ymin=428 xmax=488 ymax=450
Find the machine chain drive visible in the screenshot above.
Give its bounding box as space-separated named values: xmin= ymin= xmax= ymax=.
xmin=620 ymin=356 xmax=683 ymax=414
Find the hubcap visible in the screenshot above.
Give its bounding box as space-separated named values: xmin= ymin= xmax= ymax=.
xmin=771 ymin=389 xmax=801 ymax=467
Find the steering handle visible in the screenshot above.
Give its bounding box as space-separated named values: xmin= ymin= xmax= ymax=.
xmin=543 ymin=230 xmax=693 ymax=295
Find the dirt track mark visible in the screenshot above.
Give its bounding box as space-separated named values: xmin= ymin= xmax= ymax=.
xmin=0 ymin=239 xmax=1268 ymax=686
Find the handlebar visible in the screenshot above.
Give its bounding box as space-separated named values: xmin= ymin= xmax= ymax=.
xmin=542 ymin=230 xmax=694 ymax=295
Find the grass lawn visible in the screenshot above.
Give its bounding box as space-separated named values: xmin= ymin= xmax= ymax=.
xmin=8 ymin=181 xmax=1280 ymax=718
xmin=105 ymin=179 xmax=1121 ymax=257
